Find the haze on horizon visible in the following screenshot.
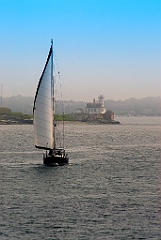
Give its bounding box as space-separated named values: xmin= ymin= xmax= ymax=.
xmin=0 ymin=0 xmax=161 ymax=102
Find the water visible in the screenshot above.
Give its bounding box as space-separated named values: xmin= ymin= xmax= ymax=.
xmin=0 ymin=117 xmax=161 ymax=239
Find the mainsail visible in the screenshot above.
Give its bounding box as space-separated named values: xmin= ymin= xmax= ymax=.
xmin=33 ymin=44 xmax=54 ymax=150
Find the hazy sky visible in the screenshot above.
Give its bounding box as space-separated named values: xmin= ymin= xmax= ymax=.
xmin=0 ymin=0 xmax=161 ymax=101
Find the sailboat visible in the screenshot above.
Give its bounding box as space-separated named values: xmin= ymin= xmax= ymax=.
xmin=33 ymin=40 xmax=69 ymax=166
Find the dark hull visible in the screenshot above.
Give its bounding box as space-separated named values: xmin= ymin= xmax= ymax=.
xmin=43 ymin=155 xmax=69 ymax=166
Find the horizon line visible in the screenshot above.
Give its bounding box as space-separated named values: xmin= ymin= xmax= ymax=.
xmin=1 ymin=94 xmax=161 ymax=102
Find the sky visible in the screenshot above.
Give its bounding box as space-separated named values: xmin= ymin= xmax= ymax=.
xmin=0 ymin=0 xmax=161 ymax=101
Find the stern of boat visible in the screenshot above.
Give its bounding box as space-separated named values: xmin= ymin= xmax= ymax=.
xmin=43 ymin=149 xmax=69 ymax=166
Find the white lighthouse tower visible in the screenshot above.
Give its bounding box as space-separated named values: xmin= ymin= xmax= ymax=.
xmin=98 ymin=95 xmax=105 ymax=107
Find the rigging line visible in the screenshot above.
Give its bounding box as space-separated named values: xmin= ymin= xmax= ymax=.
xmin=59 ymin=80 xmax=65 ymax=149
xmin=59 ymin=70 xmax=66 ymax=148
xmin=53 ymin=51 xmax=60 ymax=75
xmin=55 ymin=127 xmax=62 ymax=147
xmin=53 ymin=49 xmax=65 ymax=148
xmin=56 ymin=70 xmax=65 ymax=148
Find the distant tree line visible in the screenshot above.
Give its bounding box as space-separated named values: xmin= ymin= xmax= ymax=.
xmin=1 ymin=95 xmax=161 ymax=116
xmin=0 ymin=107 xmax=32 ymax=123
xmin=105 ymin=97 xmax=161 ymax=116
xmin=54 ymin=114 xmax=75 ymax=121
xmin=0 ymin=107 xmax=75 ymax=123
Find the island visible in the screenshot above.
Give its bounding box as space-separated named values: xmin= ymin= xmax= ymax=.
xmin=75 ymin=95 xmax=120 ymax=124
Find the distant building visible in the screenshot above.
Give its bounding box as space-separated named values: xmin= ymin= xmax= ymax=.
xmin=86 ymin=95 xmax=106 ymax=115
xmin=103 ymin=110 xmax=114 ymax=121
xmin=75 ymin=95 xmax=117 ymax=123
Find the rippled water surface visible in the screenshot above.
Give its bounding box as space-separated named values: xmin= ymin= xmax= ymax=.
xmin=0 ymin=117 xmax=161 ymax=239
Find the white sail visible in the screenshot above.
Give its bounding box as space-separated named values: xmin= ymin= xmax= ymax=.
xmin=33 ymin=45 xmax=54 ymax=150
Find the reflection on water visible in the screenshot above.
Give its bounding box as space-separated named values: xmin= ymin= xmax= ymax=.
xmin=0 ymin=117 xmax=161 ymax=240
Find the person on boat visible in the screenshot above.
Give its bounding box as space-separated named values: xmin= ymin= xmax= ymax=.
xmin=63 ymin=150 xmax=65 ymax=157
xmin=58 ymin=150 xmax=62 ymax=156
xmin=49 ymin=149 xmax=53 ymax=156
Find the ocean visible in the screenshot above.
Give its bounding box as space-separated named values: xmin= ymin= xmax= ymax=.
xmin=0 ymin=117 xmax=161 ymax=240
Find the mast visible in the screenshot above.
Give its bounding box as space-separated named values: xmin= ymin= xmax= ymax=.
xmin=0 ymin=84 xmax=3 ymax=107
xmin=51 ymin=39 xmax=56 ymax=149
